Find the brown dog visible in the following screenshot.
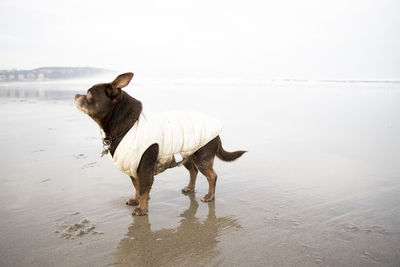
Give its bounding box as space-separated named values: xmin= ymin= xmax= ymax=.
xmin=75 ymin=73 xmax=246 ymax=216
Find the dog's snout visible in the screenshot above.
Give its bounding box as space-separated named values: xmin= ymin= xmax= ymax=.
xmin=75 ymin=94 xmax=81 ymax=100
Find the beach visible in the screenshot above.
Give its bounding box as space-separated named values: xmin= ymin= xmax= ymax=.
xmin=0 ymin=78 xmax=399 ymax=266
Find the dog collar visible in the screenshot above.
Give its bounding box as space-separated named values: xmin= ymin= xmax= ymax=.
xmin=100 ymin=129 xmax=125 ymax=157
xmin=100 ymin=137 xmax=111 ymax=157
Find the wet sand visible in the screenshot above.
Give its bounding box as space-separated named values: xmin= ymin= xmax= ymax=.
xmin=0 ymin=79 xmax=399 ymax=266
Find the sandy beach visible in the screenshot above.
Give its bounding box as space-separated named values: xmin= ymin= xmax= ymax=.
xmin=0 ymin=79 xmax=399 ymax=266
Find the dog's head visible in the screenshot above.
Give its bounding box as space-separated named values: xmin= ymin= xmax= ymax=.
xmin=75 ymin=72 xmax=133 ymax=124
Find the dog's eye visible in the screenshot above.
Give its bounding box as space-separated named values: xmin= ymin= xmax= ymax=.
xmin=86 ymin=91 xmax=93 ymax=104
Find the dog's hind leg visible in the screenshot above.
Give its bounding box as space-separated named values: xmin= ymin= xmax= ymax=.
xmin=197 ymin=159 xmax=217 ymax=202
xmin=192 ymin=137 xmax=219 ymax=202
xmin=126 ymin=176 xmax=139 ymax=206
xmin=182 ymin=159 xmax=198 ymax=194
xmin=133 ymin=143 xmax=159 ymax=216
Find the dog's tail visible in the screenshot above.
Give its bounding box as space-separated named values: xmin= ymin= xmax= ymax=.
xmin=216 ymin=136 xmax=247 ymax=162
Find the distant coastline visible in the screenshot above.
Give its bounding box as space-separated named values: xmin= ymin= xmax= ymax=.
xmin=1 ymin=67 xmax=398 ymax=84
xmin=0 ymin=67 xmax=113 ymax=82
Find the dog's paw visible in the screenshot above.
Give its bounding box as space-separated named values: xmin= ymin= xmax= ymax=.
xmin=126 ymin=198 xmax=139 ymax=206
xmin=201 ymin=194 xmax=215 ymax=202
xmin=181 ymin=186 xmax=195 ymax=194
xmin=132 ymin=207 xmax=148 ymax=216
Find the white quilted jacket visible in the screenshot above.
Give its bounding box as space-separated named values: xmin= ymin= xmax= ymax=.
xmin=112 ymin=111 xmax=223 ymax=178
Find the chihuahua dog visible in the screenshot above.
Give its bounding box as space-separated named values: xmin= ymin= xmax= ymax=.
xmin=75 ymin=73 xmax=246 ymax=216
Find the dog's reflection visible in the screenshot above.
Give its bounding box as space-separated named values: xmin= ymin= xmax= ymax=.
xmin=115 ymin=194 xmax=241 ymax=266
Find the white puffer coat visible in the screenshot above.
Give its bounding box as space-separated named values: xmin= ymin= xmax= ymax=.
xmin=112 ymin=111 xmax=223 ymax=178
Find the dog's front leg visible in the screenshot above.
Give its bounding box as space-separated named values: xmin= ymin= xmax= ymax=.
xmin=133 ymin=144 xmax=159 ymax=216
xmin=182 ymin=159 xmax=198 ymax=193
xmin=126 ymin=176 xmax=139 ymax=206
xmin=133 ymin=185 xmax=151 ymax=216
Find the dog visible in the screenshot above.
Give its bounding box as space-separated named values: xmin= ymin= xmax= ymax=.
xmin=75 ymin=72 xmax=246 ymax=216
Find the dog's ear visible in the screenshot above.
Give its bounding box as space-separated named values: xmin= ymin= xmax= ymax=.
xmin=108 ymin=72 xmax=134 ymax=98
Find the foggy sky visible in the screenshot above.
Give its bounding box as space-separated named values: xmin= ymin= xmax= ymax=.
xmin=0 ymin=0 xmax=399 ymax=80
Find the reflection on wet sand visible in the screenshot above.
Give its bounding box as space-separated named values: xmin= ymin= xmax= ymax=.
xmin=114 ymin=194 xmax=241 ymax=266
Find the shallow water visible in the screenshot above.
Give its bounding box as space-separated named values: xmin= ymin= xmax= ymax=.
xmin=0 ymin=79 xmax=399 ymax=266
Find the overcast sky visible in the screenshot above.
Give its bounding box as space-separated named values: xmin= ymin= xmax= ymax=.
xmin=0 ymin=0 xmax=399 ymax=80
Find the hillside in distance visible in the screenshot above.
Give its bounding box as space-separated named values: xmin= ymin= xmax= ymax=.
xmin=0 ymin=67 xmax=113 ymax=82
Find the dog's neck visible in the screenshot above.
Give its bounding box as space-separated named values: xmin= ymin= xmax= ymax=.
xmin=100 ymin=91 xmax=143 ymax=156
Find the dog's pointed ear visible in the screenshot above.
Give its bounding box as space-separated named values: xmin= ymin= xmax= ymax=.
xmin=108 ymin=72 xmax=134 ymax=98
xmin=111 ymin=72 xmax=133 ymax=89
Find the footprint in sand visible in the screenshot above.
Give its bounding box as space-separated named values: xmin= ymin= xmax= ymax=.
xmin=32 ymin=149 xmax=46 ymax=153
xmin=0 ymin=178 xmax=9 ymax=184
xmin=55 ymin=216 xmax=103 ymax=240
xmin=74 ymin=153 xmax=88 ymax=159
xmin=82 ymin=162 xmax=98 ymax=169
